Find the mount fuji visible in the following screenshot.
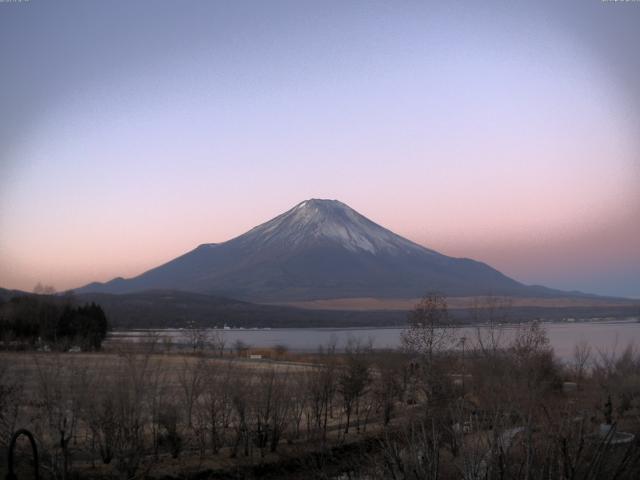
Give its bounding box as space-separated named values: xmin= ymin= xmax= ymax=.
xmin=78 ymin=199 xmax=566 ymax=301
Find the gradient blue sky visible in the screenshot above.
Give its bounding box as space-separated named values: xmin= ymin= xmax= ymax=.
xmin=1 ymin=0 xmax=639 ymax=297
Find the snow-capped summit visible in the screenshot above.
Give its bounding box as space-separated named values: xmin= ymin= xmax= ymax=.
xmin=78 ymin=199 xmax=546 ymax=301
xmin=235 ymin=199 xmax=435 ymax=255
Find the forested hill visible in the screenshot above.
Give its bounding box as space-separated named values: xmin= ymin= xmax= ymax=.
xmin=77 ymin=290 xmax=638 ymax=329
xmin=75 ymin=290 xmax=408 ymax=328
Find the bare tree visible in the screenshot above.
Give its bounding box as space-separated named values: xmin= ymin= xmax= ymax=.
xmin=338 ymin=338 xmax=372 ymax=434
xmin=286 ymin=372 xmax=309 ymax=442
xmin=373 ymin=358 xmax=403 ymax=426
xmin=33 ymin=355 xmax=88 ymax=479
xmin=82 ymin=376 xmax=118 ymax=465
xmin=177 ymin=357 xmax=206 ymax=430
xmin=229 ymin=369 xmax=252 ymax=458
xmin=307 ymin=348 xmax=337 ymax=442
xmin=110 ymin=353 xmax=157 ymax=479
xmin=571 ymin=339 xmax=592 ymax=383
xmin=162 ymin=335 xmax=173 ymax=354
xmin=472 ymin=295 xmax=511 ymax=355
xmin=0 ymin=363 xmax=22 ymax=449
xmin=34 ymin=282 xmax=57 ymax=295
xmin=233 ymin=339 xmax=250 ymax=357
xmin=209 ymin=330 xmax=226 ymax=357
xmin=157 ymin=399 xmax=184 ymax=459
xmin=378 ymin=418 xmax=442 ymax=479
xmin=249 ymin=368 xmax=292 ymax=455
xmin=401 ymin=293 xmax=456 ymax=363
xmin=182 ymin=322 xmax=208 ymax=353
xmin=200 ymin=361 xmax=235 ymax=454
xmin=142 ymin=330 xmax=161 ymax=354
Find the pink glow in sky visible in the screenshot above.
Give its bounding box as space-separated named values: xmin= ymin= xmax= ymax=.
xmin=1 ymin=1 xmax=639 ymax=297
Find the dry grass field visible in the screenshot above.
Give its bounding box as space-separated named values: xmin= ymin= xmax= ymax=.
xmin=277 ymin=295 xmax=638 ymax=311
xmin=4 ymin=322 xmax=640 ymax=479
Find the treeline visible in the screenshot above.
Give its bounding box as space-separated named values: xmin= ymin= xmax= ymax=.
xmin=0 ymin=294 xmax=109 ymax=351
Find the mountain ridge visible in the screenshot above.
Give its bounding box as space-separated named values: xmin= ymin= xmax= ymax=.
xmin=77 ymin=199 xmax=593 ymax=301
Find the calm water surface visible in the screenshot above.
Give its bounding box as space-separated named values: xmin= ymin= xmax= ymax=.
xmin=110 ymin=318 xmax=640 ymax=360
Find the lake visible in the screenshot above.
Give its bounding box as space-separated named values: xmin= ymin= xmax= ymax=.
xmin=109 ymin=318 xmax=640 ymax=361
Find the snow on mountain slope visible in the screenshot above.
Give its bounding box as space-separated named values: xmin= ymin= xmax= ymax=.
xmin=219 ymin=199 xmax=437 ymax=255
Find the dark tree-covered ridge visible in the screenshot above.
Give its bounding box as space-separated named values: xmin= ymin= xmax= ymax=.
xmin=0 ymin=294 xmax=110 ymax=351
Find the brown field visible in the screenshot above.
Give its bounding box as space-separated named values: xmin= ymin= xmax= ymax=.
xmin=0 ymin=347 xmax=408 ymax=479
xmin=0 ymin=350 xmax=314 ymax=396
xmin=274 ymin=295 xmax=638 ymax=311
xmin=4 ymin=326 xmax=640 ymax=479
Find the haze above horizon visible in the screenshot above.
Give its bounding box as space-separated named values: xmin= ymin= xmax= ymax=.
xmin=1 ymin=1 xmax=639 ymax=298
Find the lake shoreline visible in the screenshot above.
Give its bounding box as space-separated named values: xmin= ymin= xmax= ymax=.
xmin=106 ymin=317 xmax=640 ymax=360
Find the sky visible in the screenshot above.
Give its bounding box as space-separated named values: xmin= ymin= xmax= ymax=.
xmin=1 ymin=0 xmax=639 ymax=298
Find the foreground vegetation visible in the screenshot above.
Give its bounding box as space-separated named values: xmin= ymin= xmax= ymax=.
xmin=2 ymin=295 xmax=640 ymax=479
